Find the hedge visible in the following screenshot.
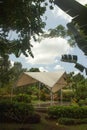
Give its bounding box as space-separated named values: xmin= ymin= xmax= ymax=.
xmin=0 ymin=100 xmax=40 ymax=123
xmin=14 ymin=93 xmax=31 ymax=103
xmin=58 ymin=118 xmax=87 ymax=125
xmin=48 ymin=106 xmax=87 ymax=119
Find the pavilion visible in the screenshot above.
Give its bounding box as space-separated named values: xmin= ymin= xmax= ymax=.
xmin=15 ymin=70 xmax=67 ymax=105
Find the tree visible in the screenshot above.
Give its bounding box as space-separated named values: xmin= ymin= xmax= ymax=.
xmin=0 ymin=56 xmax=27 ymax=87
xmin=11 ymin=62 xmax=27 ymax=81
xmin=0 ymin=55 xmax=11 ymax=87
xmin=0 ymin=0 xmax=53 ymax=57
xmin=42 ymin=25 xmax=75 ymax=46
xmin=29 ymin=68 xmax=40 ymax=72
xmin=75 ymin=80 xmax=87 ymax=100
xmin=48 ymin=25 xmax=67 ymax=38
xmin=66 ymin=72 xmax=87 ymax=101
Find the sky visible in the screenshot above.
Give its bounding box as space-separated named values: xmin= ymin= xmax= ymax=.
xmin=10 ymin=0 xmax=87 ymax=75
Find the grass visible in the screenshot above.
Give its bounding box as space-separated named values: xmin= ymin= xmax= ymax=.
xmin=0 ymin=112 xmax=87 ymax=130
xmin=1 ymin=122 xmax=87 ymax=130
xmin=0 ymin=120 xmax=87 ymax=130
xmin=29 ymin=113 xmax=87 ymax=130
xmin=67 ymin=125 xmax=87 ymax=130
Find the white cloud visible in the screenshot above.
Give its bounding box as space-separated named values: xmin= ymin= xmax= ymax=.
xmin=24 ymin=37 xmax=72 ymax=65
xmin=54 ymin=64 xmax=64 ymax=70
xmin=73 ymin=70 xmax=80 ymax=75
xmin=39 ymin=67 xmax=48 ymax=72
xmin=54 ymin=59 xmax=59 ymax=63
xmin=52 ymin=5 xmax=72 ymax=22
xmin=76 ymin=0 xmax=87 ymax=5
xmin=10 ymin=60 xmax=14 ymax=67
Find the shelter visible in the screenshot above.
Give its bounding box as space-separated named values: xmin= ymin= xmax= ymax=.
xmin=16 ymin=70 xmax=67 ymax=93
xmin=15 ymin=71 xmax=67 ymax=105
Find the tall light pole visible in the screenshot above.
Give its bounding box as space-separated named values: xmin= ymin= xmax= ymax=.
xmin=61 ymin=54 xmax=87 ymax=75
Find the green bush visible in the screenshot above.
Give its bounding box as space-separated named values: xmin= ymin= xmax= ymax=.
xmin=85 ymin=98 xmax=87 ymax=105
xmin=58 ymin=118 xmax=87 ymax=125
xmin=58 ymin=118 xmax=75 ymax=125
xmin=0 ymin=100 xmax=41 ymax=123
xmin=14 ymin=93 xmax=31 ymax=103
xmin=78 ymin=99 xmax=87 ymax=106
xmin=40 ymin=93 xmax=46 ymax=101
xmin=48 ymin=106 xmax=87 ymax=119
xmin=0 ymin=95 xmax=12 ymax=101
xmin=62 ymin=90 xmax=74 ymax=101
xmin=78 ymin=100 xmax=86 ymax=106
xmin=31 ymin=95 xmax=38 ymax=100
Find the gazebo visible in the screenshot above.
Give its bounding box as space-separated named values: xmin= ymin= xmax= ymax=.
xmin=15 ymin=70 xmax=67 ymax=105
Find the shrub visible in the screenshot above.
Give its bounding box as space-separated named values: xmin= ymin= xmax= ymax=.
xmin=40 ymin=93 xmax=46 ymax=101
xmin=78 ymin=99 xmax=87 ymax=106
xmin=58 ymin=118 xmax=87 ymax=125
xmin=14 ymin=93 xmax=31 ymax=103
xmin=0 ymin=100 xmax=40 ymax=123
xmin=48 ymin=106 xmax=87 ymax=119
xmin=0 ymin=95 xmax=12 ymax=101
xmin=85 ymin=98 xmax=87 ymax=105
xmin=31 ymin=95 xmax=38 ymax=100
xmin=62 ymin=90 xmax=74 ymax=101
xmin=58 ymin=118 xmax=75 ymax=125
xmin=78 ymin=99 xmax=86 ymax=106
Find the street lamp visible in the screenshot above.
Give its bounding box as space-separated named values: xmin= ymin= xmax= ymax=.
xmin=61 ymin=54 xmax=87 ymax=75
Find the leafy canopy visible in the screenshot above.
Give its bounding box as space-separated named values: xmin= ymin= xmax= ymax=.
xmin=0 ymin=0 xmax=54 ymax=57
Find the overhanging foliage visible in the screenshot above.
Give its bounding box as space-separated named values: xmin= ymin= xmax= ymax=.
xmin=0 ymin=0 xmax=54 ymax=57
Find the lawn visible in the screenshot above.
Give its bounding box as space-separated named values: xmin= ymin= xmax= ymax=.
xmin=0 ymin=121 xmax=87 ymax=130
xmin=0 ymin=113 xmax=87 ymax=130
xmin=30 ymin=113 xmax=87 ymax=130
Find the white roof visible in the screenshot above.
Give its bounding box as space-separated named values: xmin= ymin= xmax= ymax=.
xmin=16 ymin=71 xmax=67 ymax=93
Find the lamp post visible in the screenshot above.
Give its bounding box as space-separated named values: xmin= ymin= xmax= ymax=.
xmin=61 ymin=54 xmax=87 ymax=75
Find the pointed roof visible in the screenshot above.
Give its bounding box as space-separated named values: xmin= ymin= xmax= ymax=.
xmin=16 ymin=71 xmax=67 ymax=93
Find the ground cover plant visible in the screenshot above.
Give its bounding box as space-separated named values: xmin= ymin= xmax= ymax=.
xmin=48 ymin=105 xmax=87 ymax=119
xmin=0 ymin=100 xmax=40 ymax=124
xmin=48 ymin=105 xmax=87 ymax=125
xmin=0 ymin=114 xmax=87 ymax=130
